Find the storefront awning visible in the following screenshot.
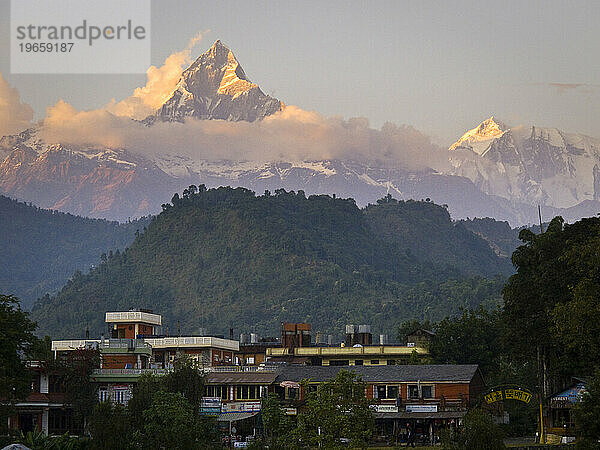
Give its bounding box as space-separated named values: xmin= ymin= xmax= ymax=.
xmin=374 ymin=411 xmax=466 ymax=420
xmin=217 ymin=411 xmax=259 ymax=422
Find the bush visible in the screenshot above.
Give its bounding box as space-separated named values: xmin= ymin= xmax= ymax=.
xmin=441 ymin=409 xmax=505 ymax=450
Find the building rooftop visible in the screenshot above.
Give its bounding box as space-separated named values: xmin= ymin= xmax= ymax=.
xmin=266 ymin=344 xmax=427 ymax=357
xmin=205 ymin=371 xmax=278 ymax=385
xmin=105 ymin=310 xmax=162 ymax=326
xmin=275 ymin=365 xmax=480 ymax=383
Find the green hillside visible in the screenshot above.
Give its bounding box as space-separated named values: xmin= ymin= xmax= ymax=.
xmin=31 ymin=186 xmax=510 ymax=338
xmin=0 ymin=195 xmax=149 ymax=308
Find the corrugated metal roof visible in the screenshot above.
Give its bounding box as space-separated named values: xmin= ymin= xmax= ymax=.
xmin=217 ymin=411 xmax=259 ymax=422
xmin=275 ymin=365 xmax=479 ymax=383
xmin=374 ymin=411 xmax=466 ymax=419
xmin=206 ymin=372 xmax=278 ymax=385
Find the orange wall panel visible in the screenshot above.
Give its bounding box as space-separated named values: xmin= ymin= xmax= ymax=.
xmin=103 ymin=354 xmax=137 ymax=369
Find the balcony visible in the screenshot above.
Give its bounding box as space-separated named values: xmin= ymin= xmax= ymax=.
xmin=52 ymin=338 xmax=151 ymax=354
xmin=266 ymin=345 xmax=427 ymax=357
xmin=91 ymin=368 xmax=170 ymax=381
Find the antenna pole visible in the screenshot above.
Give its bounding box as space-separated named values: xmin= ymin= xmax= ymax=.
xmin=538 ymin=205 xmax=544 ymax=233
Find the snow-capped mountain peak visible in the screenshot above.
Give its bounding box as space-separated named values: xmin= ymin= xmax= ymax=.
xmin=449 ymin=118 xmax=600 ymax=209
xmin=449 ymin=116 xmax=508 ymax=155
xmin=150 ymin=39 xmax=282 ymax=123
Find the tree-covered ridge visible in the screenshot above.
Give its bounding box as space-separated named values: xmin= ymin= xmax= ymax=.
xmin=458 ymin=217 xmax=522 ymax=259
xmin=365 ymin=197 xmax=513 ymax=276
xmin=31 ymin=186 xmax=508 ymax=338
xmin=0 ymin=195 xmax=150 ymax=308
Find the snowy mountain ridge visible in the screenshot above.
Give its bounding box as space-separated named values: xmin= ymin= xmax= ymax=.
xmin=449 ymin=117 xmax=600 ymax=209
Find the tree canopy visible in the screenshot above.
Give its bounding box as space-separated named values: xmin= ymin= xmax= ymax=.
xmin=32 ymin=186 xmax=510 ymax=338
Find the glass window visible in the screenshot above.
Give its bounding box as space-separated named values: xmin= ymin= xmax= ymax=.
xmin=387 ymin=359 xmax=396 ymax=365
xmin=422 ymin=385 xmax=433 ymax=398
xmin=98 ymin=389 xmax=109 ymax=402
xmin=329 ymin=360 xmax=349 ymax=366
xmin=354 ymin=359 xmax=363 ymax=365
xmin=370 ymin=360 xmax=379 ymax=365
xmin=376 ymin=385 xmax=387 ymax=399
xmin=287 ymin=387 xmax=299 ymax=399
xmin=408 ymin=385 xmax=419 ymax=399
xmin=387 ymin=386 xmax=399 ymax=399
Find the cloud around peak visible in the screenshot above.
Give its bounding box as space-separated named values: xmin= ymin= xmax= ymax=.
xmin=105 ymin=31 xmax=207 ymax=120
xmin=0 ymin=72 xmax=34 ymax=138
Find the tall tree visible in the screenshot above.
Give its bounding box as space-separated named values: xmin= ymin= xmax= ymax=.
xmin=141 ymin=392 xmax=200 ymax=450
xmin=260 ymin=393 xmax=295 ymax=449
xmin=293 ymin=370 xmax=374 ymax=448
xmin=573 ymin=369 xmax=600 ymax=446
xmin=0 ymin=295 xmax=37 ymax=434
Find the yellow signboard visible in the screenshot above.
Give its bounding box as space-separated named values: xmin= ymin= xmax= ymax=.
xmin=485 ymin=388 xmax=532 ymax=404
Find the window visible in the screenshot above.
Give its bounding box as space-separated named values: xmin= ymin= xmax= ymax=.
xmin=112 ymin=388 xmax=131 ymax=405
xmin=206 ymin=385 xmax=228 ymax=399
xmin=422 ymin=385 xmax=434 ymax=398
xmin=376 ymin=385 xmax=399 ymax=399
xmin=387 ymin=359 xmax=396 ymax=365
xmin=354 ymin=359 xmax=363 ymax=365
xmin=370 ymin=360 xmax=380 ymax=365
xmin=329 ymin=360 xmax=349 ymax=366
xmin=236 ymin=385 xmax=260 ymax=400
xmin=387 ymin=386 xmax=399 ymax=399
xmin=287 ymin=387 xmax=299 ymax=400
xmin=98 ymin=389 xmax=109 ymax=402
xmin=408 ymin=385 xmax=419 ymax=399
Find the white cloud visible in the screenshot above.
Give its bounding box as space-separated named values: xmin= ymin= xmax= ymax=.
xmin=105 ymin=31 xmax=207 ymax=119
xmin=40 ymin=102 xmax=447 ymax=171
xmin=38 ymin=31 xmax=447 ymax=172
xmin=0 ymin=72 xmax=34 ymax=137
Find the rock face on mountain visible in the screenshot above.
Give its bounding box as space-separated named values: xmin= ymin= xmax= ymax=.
xmin=0 ymin=129 xmax=179 ymax=220
xmin=149 ymin=40 xmax=283 ymax=123
xmin=449 ymin=117 xmax=600 ymax=209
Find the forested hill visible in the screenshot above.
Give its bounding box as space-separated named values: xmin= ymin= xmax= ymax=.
xmin=31 ymin=187 xmax=512 ymax=338
xmin=0 ymin=195 xmax=150 ymax=308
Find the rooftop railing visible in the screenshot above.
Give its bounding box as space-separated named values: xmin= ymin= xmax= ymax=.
xmin=92 ymin=368 xmax=170 ymax=376
xmin=105 ymin=311 xmax=162 ymax=326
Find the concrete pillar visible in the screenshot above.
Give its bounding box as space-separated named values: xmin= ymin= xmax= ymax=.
xmin=40 ymin=373 xmax=49 ymax=394
xmin=41 ymin=409 xmax=49 ymax=435
xmin=136 ymin=354 xmax=141 ymax=369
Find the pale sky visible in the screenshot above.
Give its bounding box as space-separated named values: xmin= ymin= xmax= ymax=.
xmin=1 ymin=0 xmax=599 ymax=145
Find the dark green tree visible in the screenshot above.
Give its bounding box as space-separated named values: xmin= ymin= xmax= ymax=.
xmin=430 ymin=307 xmax=503 ymax=377
xmin=441 ymin=409 xmax=505 ymax=450
xmin=127 ymin=373 xmax=163 ymax=432
xmin=53 ymin=347 xmax=101 ymax=430
xmin=141 ymin=391 xmax=200 ymax=450
xmin=573 ymin=369 xmax=600 ymax=447
xmin=260 ymin=393 xmax=295 ymax=449
xmin=162 ymin=357 xmax=205 ymax=411
xmin=0 ymin=295 xmax=38 ymax=433
xmin=90 ymin=401 xmax=131 ymax=450
xmin=293 ymin=370 xmax=374 ymax=448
